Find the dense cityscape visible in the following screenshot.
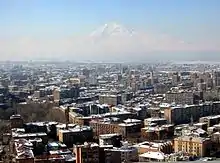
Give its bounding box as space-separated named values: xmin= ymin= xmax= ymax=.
xmin=0 ymin=61 xmax=220 ymax=162
xmin=1 ymin=0 xmax=220 ymax=162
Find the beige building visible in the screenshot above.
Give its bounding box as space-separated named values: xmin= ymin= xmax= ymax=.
xmin=173 ymin=136 xmax=211 ymax=157
xmin=53 ymin=88 xmax=60 ymax=102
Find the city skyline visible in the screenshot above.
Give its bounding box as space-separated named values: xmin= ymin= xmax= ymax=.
xmin=0 ymin=0 xmax=220 ymax=61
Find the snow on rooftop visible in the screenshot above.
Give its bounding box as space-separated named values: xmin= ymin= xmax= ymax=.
xmin=133 ymin=107 xmax=142 ymax=111
xmin=159 ymin=103 xmax=171 ymax=108
xmin=99 ymin=133 xmax=120 ymax=138
xmin=139 ymin=151 xmax=165 ymax=160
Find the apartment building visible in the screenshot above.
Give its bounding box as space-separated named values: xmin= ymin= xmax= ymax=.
xmin=141 ymin=124 xmax=174 ymax=141
xmin=173 ymin=136 xmax=211 ymax=157
xmin=99 ymin=133 xmax=122 ymax=147
xmin=164 ymin=101 xmax=220 ymax=125
xmin=199 ymin=115 xmax=220 ymax=127
xmin=89 ymin=120 xmax=120 ymax=137
xmin=53 ymin=88 xmax=60 ymax=103
xmin=118 ymin=122 xmax=142 ymax=138
xmin=12 ymin=129 xmax=48 ymax=144
xmin=74 ymin=143 xmax=100 ymax=163
xmin=144 ymin=117 xmax=167 ymax=127
xmin=165 ymin=90 xmax=194 ymax=105
xmin=58 ymin=126 xmax=93 ymax=147
xmin=99 ymin=94 xmax=121 ymax=106
xmin=104 ymin=143 xmax=138 ymax=163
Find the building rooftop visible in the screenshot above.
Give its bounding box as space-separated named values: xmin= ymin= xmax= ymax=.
xmin=145 ymin=117 xmax=167 ymax=122
xmin=12 ymin=132 xmax=47 ymax=138
xmin=134 ymin=141 xmax=172 ymax=149
xmin=75 ymin=142 xmax=99 ymax=148
xmin=118 ymin=123 xmax=140 ymax=127
xmin=49 ymin=149 xmax=72 ymax=155
xmin=59 ymin=125 xmax=92 ymax=134
xmin=139 ymin=151 xmax=165 ymax=160
xmin=14 ymin=139 xmax=34 ymax=160
xmin=174 ymin=136 xmax=210 ymax=143
xmin=105 ymin=146 xmax=137 ymax=152
xmin=201 ymin=115 xmax=220 ymax=120
xmin=10 ymin=114 xmax=22 ymax=120
xmin=142 ymin=126 xmax=166 ymax=132
xmin=99 ymin=133 xmax=121 ymax=139
xmin=123 ymin=118 xmax=142 ymax=123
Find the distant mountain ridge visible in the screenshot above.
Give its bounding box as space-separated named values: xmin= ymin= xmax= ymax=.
xmin=87 ymin=22 xmax=191 ymax=52
xmin=0 ymin=22 xmax=219 ymax=62
xmin=90 ymin=23 xmax=135 ymax=37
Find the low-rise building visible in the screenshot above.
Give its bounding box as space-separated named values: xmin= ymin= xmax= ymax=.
xmin=144 ymin=118 xmax=167 ymax=127
xmin=12 ymin=129 xmax=48 ymax=144
xmin=99 ymin=133 xmax=122 ymax=147
xmin=89 ymin=120 xmax=120 ymax=137
xmin=139 ymin=151 xmax=166 ymax=162
xmin=74 ymin=143 xmax=100 ymax=163
xmin=104 ymin=143 xmax=138 ymax=163
xmin=141 ymin=125 xmax=174 ymax=141
xmin=58 ymin=126 xmax=93 ymax=147
xmin=199 ymin=115 xmax=220 ymax=127
xmin=173 ymin=136 xmax=212 ymax=157
xmin=134 ymin=141 xmax=173 ymax=154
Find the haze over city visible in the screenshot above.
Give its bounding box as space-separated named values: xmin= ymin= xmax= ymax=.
xmin=3 ymin=1 xmax=220 ymax=162
xmin=0 ymin=0 xmax=220 ymax=62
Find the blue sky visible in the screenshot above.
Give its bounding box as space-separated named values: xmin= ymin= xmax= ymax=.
xmin=0 ymin=0 xmax=219 ymax=61
xmin=0 ymin=0 xmax=219 ymax=39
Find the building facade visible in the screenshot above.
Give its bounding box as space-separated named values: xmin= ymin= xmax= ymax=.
xmin=173 ymin=136 xmax=211 ymax=157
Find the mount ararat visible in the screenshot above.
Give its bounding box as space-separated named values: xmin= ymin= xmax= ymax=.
xmin=0 ymin=22 xmax=219 ymax=61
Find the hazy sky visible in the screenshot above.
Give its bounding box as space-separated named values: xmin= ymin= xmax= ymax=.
xmin=0 ymin=0 xmax=220 ymax=61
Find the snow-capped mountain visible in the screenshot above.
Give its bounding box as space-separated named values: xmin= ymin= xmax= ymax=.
xmin=88 ymin=22 xmax=190 ymax=52
xmin=1 ymin=22 xmax=205 ymax=62
xmin=90 ymin=22 xmax=136 ymax=37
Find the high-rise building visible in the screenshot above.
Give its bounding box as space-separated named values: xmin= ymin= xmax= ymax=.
xmin=213 ymin=71 xmax=220 ymax=88
xmin=53 ymin=88 xmax=60 ymax=103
